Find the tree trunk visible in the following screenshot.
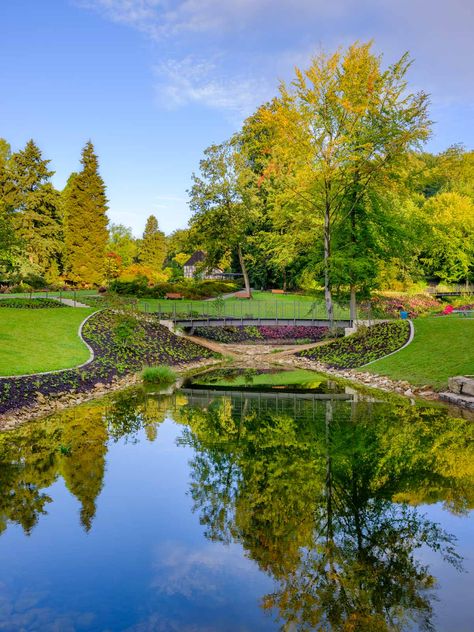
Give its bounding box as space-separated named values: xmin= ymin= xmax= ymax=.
xmin=324 ymin=204 xmax=334 ymax=324
xmin=238 ymin=244 xmax=252 ymax=297
xmin=350 ymin=285 xmax=357 ymax=323
xmin=282 ymin=268 xmax=287 ymax=292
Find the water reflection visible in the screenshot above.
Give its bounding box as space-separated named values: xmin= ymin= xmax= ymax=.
xmin=0 ymin=386 xmax=472 ymax=630
xmin=178 ymin=393 xmax=471 ymax=631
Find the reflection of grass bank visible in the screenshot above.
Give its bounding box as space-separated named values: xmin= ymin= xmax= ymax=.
xmin=367 ymin=318 xmax=474 ymax=390
xmin=193 ymin=368 xmax=330 ymax=389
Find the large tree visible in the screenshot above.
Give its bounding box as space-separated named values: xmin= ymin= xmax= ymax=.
xmin=265 ymin=42 xmax=431 ymax=320
xmin=189 ymin=141 xmax=259 ymax=295
xmin=139 ymin=215 xmax=167 ymax=270
xmin=8 ymin=140 xmax=62 ymax=279
xmin=63 ymin=141 xmax=109 ymax=285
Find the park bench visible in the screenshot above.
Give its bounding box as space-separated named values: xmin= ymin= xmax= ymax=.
xmin=235 ymin=291 xmax=251 ymax=299
xmin=271 ymin=289 xmax=285 ymax=294
xmin=453 ymin=309 xmax=474 ymax=318
xmin=165 ymin=293 xmax=183 ymax=299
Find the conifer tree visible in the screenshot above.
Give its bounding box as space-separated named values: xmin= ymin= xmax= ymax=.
xmin=139 ymin=214 xmax=167 ymax=270
xmin=9 ymin=140 xmax=62 ymax=278
xmin=63 ymin=141 xmax=109 ymax=284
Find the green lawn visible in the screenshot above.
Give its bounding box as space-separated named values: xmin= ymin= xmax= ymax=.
xmin=0 ymin=307 xmax=95 ymax=376
xmin=367 ymin=317 xmax=474 ymax=390
xmin=138 ymin=291 xmax=351 ymax=320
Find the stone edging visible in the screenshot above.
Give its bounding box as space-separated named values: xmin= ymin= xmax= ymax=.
xmin=359 ymin=319 xmax=414 ymax=368
xmin=0 ymin=309 xmax=101 ymax=381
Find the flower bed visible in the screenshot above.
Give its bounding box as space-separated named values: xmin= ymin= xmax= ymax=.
xmin=298 ymin=321 xmax=410 ymax=369
xmin=0 ymin=310 xmax=214 ymax=415
xmin=0 ymin=298 xmax=66 ymax=309
xmin=192 ymin=325 xmax=334 ymax=344
xmin=365 ymin=294 xmax=440 ymax=318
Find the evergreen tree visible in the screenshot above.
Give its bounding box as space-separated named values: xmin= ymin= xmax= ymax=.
xmin=139 ymin=214 xmax=167 ymax=270
xmin=0 ymin=140 xmax=17 ymax=271
xmin=63 ymin=141 xmax=109 ymax=284
xmin=9 ymin=140 xmax=62 ymax=278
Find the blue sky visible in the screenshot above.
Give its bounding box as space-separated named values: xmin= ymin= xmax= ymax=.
xmin=1 ymin=0 xmax=473 ymax=236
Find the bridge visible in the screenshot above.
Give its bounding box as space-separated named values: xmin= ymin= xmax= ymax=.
xmin=173 ymin=316 xmax=353 ymax=329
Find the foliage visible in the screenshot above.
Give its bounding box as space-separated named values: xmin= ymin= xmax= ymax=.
xmin=366 ymin=293 xmax=441 ymax=318
xmin=299 ymin=321 xmax=410 ymax=368
xmin=108 ymin=278 xmax=238 ymax=299
xmin=63 ymin=142 xmax=109 ymax=284
xmin=0 ymin=298 xmax=66 ymax=309
xmin=141 ymin=365 xmax=177 ymax=385
xmin=139 ymin=214 xmax=167 ymax=270
xmin=193 ymin=325 xmax=335 ymax=343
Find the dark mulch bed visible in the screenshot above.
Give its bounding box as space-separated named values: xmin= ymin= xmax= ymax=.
xmin=192 ymin=325 xmax=335 ymax=344
xmin=0 ymin=310 xmax=214 ymax=415
xmin=0 ymin=298 xmax=67 ymax=309
xmin=298 ymin=321 xmax=411 ymax=369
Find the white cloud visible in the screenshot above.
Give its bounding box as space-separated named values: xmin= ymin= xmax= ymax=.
xmin=154 ymin=56 xmax=269 ymax=116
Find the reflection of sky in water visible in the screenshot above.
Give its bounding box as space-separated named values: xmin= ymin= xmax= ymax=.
xmin=0 ymin=393 xmax=473 ymax=631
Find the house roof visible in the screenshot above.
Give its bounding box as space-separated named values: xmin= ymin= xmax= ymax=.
xmin=184 ymin=250 xmax=206 ymax=266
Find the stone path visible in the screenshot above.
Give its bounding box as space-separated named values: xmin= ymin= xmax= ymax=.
xmin=51 ymin=297 xmax=91 ymax=308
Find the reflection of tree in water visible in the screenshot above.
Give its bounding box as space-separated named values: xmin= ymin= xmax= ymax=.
xmin=0 ymin=388 xmax=175 ymax=535
xmin=179 ymin=396 xmax=471 ymax=631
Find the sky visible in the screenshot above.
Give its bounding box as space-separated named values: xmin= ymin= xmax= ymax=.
xmin=1 ymin=0 xmax=473 ymax=236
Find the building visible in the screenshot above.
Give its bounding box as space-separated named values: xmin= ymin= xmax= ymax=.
xmin=183 ymin=251 xmax=223 ymax=279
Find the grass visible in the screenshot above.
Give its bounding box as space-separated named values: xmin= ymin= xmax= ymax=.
xmin=0 ymin=307 xmax=95 ymax=376
xmin=367 ymin=317 xmax=474 ymax=390
xmin=136 ymin=291 xmax=351 ymax=320
xmin=141 ymin=365 xmax=177 ymax=385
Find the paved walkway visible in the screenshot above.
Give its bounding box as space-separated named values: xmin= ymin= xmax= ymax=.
xmin=51 ymin=297 xmax=91 ymax=308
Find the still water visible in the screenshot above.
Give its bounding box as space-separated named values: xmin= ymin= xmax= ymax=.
xmin=0 ymin=373 xmax=473 ymax=631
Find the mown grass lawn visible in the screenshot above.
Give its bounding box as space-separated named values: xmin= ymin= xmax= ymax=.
xmin=367 ymin=317 xmax=474 ymax=390
xmin=0 ymin=307 xmax=95 ymax=376
xmin=138 ymin=291 xmax=350 ymax=319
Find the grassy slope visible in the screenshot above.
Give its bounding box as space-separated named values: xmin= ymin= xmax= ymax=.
xmin=367 ymin=317 xmax=474 ymax=389
xmin=0 ymin=307 xmax=95 ymax=376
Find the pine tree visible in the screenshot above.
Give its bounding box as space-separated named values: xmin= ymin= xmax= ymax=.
xmin=139 ymin=215 xmax=167 ymax=270
xmin=9 ymin=140 xmax=62 ymax=277
xmin=63 ymin=141 xmax=109 ymax=284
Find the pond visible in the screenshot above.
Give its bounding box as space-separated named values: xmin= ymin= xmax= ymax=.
xmin=0 ymin=372 xmax=473 ymax=631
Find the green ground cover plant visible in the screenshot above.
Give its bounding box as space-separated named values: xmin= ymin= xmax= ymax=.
xmin=0 ymin=307 xmax=94 ymax=375
xmin=367 ymin=317 xmax=474 ymax=389
xmin=0 ymin=298 xmax=67 ymax=309
xmin=298 ymin=321 xmax=410 ymax=369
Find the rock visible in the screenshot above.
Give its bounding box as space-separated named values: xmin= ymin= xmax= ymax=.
xmin=404 ymin=389 xmax=414 ymax=397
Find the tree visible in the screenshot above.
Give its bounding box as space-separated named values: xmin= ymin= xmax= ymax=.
xmin=63 ymin=141 xmax=109 ymax=285
xmin=418 ymin=192 xmax=474 ymax=284
xmin=108 ymin=223 xmax=138 ymax=268
xmin=266 ymin=42 xmax=430 ymax=320
xmin=189 ymin=141 xmax=260 ymax=295
xmin=0 ymin=139 xmax=18 ymax=271
xmin=139 ymin=215 xmax=167 ymax=270
xmin=8 ymin=140 xmax=62 ymax=279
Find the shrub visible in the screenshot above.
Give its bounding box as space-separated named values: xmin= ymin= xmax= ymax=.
xmin=141 ymin=365 xmax=177 ymax=385
xmin=364 ymin=294 xmax=440 ymax=318
xmin=0 ymin=298 xmax=66 ymax=309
